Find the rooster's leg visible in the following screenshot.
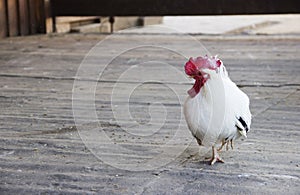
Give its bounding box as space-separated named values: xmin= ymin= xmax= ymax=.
xmin=230 ymin=140 xmax=234 ymax=150
xmin=210 ymin=146 xmax=225 ymax=165
xmin=218 ymin=140 xmax=231 ymax=151
xmin=218 ymin=140 xmax=226 ymax=151
xmin=226 ymin=141 xmax=229 ymax=151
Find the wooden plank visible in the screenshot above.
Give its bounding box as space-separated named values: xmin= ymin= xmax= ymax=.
xmin=28 ymin=0 xmax=46 ymax=34
xmin=35 ymin=0 xmax=45 ymax=33
xmin=28 ymin=0 xmax=37 ymax=34
xmin=0 ymin=0 xmax=8 ymax=38
xmin=7 ymin=0 xmax=19 ymax=36
xmin=18 ymin=0 xmax=30 ymax=35
xmin=51 ymin=0 xmax=300 ymax=17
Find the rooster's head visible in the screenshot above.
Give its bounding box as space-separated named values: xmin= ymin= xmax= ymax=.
xmin=184 ymin=55 xmax=222 ymax=98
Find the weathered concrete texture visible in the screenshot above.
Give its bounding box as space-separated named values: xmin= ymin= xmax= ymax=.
xmin=163 ymin=14 xmax=300 ymax=35
xmin=0 ymin=34 xmax=299 ymax=194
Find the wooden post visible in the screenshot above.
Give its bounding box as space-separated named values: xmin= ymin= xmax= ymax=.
xmin=7 ymin=0 xmax=20 ymax=36
xmin=109 ymin=16 xmax=114 ymax=33
xmin=18 ymin=0 xmax=30 ymax=35
xmin=0 ymin=0 xmax=8 ymax=38
xmin=28 ymin=0 xmax=46 ymax=34
xmin=50 ymin=0 xmax=57 ymax=32
xmin=28 ymin=0 xmax=37 ymax=34
xmin=36 ymin=0 xmax=46 ymax=33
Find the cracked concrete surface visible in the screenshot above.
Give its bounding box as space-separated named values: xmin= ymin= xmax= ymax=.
xmin=0 ymin=34 xmax=299 ymax=194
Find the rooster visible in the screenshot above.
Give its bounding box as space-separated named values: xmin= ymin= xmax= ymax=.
xmin=183 ymin=55 xmax=251 ymax=165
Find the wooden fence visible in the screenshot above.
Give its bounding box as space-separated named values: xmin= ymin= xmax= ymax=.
xmin=0 ymin=0 xmax=46 ymax=38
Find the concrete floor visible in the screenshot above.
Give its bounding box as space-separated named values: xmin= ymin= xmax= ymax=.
xmin=163 ymin=14 xmax=300 ymax=35
xmin=0 ymin=33 xmax=299 ymax=194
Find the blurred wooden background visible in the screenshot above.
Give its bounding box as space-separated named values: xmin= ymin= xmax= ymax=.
xmin=0 ymin=0 xmax=299 ymax=38
xmin=0 ymin=0 xmax=46 ymax=38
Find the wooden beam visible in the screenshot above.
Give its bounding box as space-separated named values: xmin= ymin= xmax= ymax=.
xmin=7 ymin=0 xmax=19 ymax=36
xmin=51 ymin=0 xmax=300 ymax=17
xmin=27 ymin=0 xmax=46 ymax=34
xmin=28 ymin=0 xmax=36 ymax=34
xmin=36 ymin=0 xmax=46 ymax=33
xmin=0 ymin=0 xmax=8 ymax=38
xmin=18 ymin=0 xmax=30 ymax=35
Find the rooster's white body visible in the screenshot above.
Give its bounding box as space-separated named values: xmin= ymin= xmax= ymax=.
xmin=183 ymin=56 xmax=251 ymax=164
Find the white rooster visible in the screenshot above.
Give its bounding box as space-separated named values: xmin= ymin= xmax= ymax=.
xmin=183 ymin=55 xmax=251 ymax=165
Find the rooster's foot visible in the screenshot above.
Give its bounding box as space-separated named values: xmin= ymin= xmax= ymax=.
xmin=210 ymin=146 xmax=225 ymax=165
